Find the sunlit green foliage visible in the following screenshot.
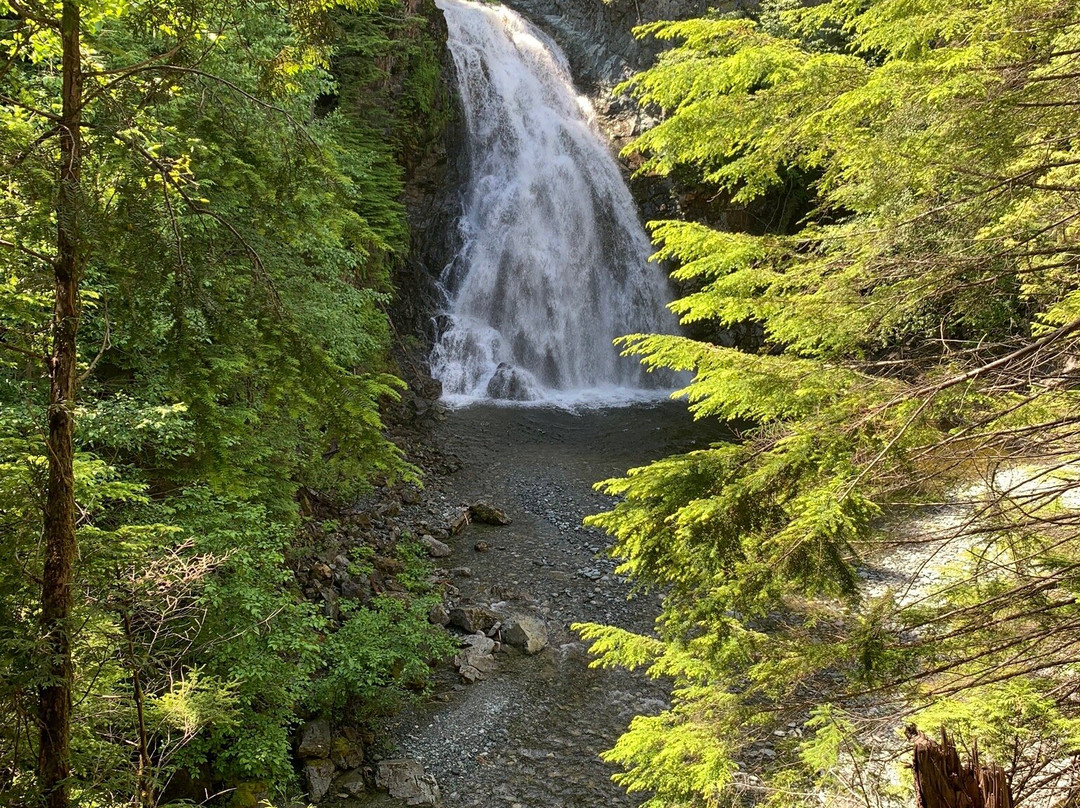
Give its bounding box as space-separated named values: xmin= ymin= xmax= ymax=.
xmin=578 ymin=0 xmax=1080 ymax=804
xmin=0 ymin=0 xmax=449 ymax=802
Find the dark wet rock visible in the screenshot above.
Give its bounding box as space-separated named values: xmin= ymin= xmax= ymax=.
xmin=468 ymin=503 xmax=511 ymax=526
xmin=304 ymin=758 xmax=336 ymax=803
xmin=500 ymin=0 xmax=748 ymax=103
xmin=375 ymin=759 xmax=441 ymax=806
xmin=318 ymin=585 xmax=340 ymax=621
xmin=340 ymin=574 xmax=371 ymax=603
xmin=331 ymin=731 xmax=364 ymax=770
xmin=420 ymin=535 xmax=452 ymax=558
xmin=332 ymin=767 xmax=367 ymax=799
xmin=485 ymin=362 xmax=540 ymax=401
xmin=449 ymin=604 xmax=499 ymax=633
xmin=297 ymin=718 xmax=332 ymax=759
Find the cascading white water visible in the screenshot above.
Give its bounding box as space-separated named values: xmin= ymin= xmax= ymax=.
xmin=431 ymin=0 xmax=679 ymax=406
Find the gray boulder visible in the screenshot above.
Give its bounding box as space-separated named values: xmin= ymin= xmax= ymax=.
xmin=449 ymin=604 xmax=499 ymax=633
xmin=375 ymin=759 xmax=440 ymax=806
xmin=454 ymin=633 xmax=499 ymax=682
xmin=468 ymin=502 xmax=511 ymax=526
xmin=304 ymin=758 xmax=336 ymax=803
xmin=420 ymin=535 xmax=452 ymax=558
xmin=332 ymin=768 xmax=367 ymax=799
xmin=428 ymin=602 xmax=451 ymax=626
xmin=297 ymin=718 xmax=332 ymax=759
xmin=503 ymin=615 xmax=548 ymax=655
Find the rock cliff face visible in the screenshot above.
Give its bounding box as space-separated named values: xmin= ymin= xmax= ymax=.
xmin=501 ymin=0 xmax=755 ymax=142
xmin=390 ymin=0 xmax=467 ymax=381
xmin=504 ymin=0 xmax=709 ymax=88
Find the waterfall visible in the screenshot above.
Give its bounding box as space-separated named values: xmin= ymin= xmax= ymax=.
xmin=431 ymin=0 xmax=679 ymax=406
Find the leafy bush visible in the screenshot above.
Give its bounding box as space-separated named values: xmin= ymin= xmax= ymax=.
xmin=309 ymin=595 xmax=455 ymax=718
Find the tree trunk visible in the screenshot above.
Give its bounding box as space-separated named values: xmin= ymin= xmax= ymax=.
xmin=38 ymin=3 xmax=82 ymax=808
xmin=908 ymin=726 xmax=1014 ymax=808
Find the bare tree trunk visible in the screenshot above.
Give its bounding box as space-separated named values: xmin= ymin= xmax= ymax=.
xmin=122 ymin=608 xmax=154 ymax=808
xmin=38 ymin=3 xmax=82 ymax=808
xmin=908 ymin=726 xmax=1014 ymax=808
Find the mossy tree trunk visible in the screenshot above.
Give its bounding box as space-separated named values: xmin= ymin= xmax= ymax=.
xmin=39 ymin=3 xmax=82 ymax=807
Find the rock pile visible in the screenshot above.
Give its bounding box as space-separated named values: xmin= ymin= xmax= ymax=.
xmin=295 ymin=719 xmax=367 ymax=802
xmin=445 ymin=601 xmax=550 ymax=682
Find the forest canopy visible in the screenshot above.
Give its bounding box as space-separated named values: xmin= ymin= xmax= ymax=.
xmin=577 ymin=0 xmax=1080 ymax=805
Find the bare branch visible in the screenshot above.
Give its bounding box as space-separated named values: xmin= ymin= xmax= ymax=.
xmin=0 ymin=237 xmax=54 ymax=265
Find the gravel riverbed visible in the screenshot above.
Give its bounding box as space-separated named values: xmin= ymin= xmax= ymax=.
xmin=339 ymin=401 xmax=727 ymax=808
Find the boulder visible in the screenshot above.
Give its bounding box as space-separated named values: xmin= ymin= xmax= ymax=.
xmin=332 ymin=768 xmax=367 ymax=799
xmin=468 ymin=502 xmax=511 ymax=526
xmin=330 ymin=733 xmax=364 ymax=770
xmin=428 ymin=602 xmax=451 ymax=626
xmin=297 ymin=718 xmax=332 ymax=759
xmin=458 ymin=664 xmax=484 ymax=684
xmin=374 ymin=556 xmax=404 ymax=574
xmin=227 ymin=781 xmax=269 ymax=808
xmin=420 ymin=535 xmax=452 ymax=558
xmin=317 ymin=585 xmax=339 ymax=622
xmin=304 ymin=759 xmax=336 ymax=803
xmin=449 ymin=604 xmax=499 ymax=633
xmin=340 ymin=574 xmax=371 ymax=603
xmin=375 ymin=759 xmax=440 ymax=806
xmin=454 ymin=633 xmax=499 ymax=682
xmin=448 ymin=509 xmax=470 ymax=536
xmin=503 ymin=615 xmax=548 ymax=655
xmin=484 ymin=362 xmax=539 ymax=401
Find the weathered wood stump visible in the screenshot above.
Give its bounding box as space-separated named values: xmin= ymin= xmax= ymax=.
xmin=907 ymin=726 xmax=1013 ymax=808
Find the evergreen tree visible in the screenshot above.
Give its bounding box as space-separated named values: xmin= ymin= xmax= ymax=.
xmin=577 ymin=1 xmax=1080 ymax=804
xmin=0 ymin=0 xmax=450 ymax=803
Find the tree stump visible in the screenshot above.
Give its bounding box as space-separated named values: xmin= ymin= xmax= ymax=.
xmin=907 ymin=726 xmax=1013 ymax=808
